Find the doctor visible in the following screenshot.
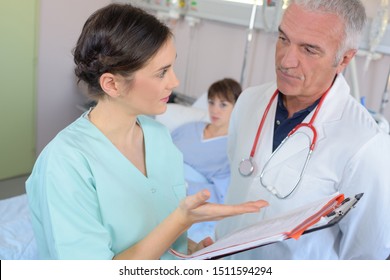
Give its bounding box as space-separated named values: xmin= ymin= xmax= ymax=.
xmin=216 ymin=0 xmax=390 ymax=259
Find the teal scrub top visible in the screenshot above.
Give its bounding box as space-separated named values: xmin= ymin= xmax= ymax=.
xmin=26 ymin=113 xmax=187 ymax=260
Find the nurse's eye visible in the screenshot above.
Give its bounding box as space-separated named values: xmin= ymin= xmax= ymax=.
xmin=158 ymin=69 xmax=168 ymax=79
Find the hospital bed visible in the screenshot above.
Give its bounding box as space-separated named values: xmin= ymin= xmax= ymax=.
xmin=155 ymin=92 xmax=210 ymax=132
xmin=0 ymin=194 xmax=38 ymax=259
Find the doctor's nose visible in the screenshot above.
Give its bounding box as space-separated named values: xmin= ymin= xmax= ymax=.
xmin=279 ymin=46 xmax=299 ymax=69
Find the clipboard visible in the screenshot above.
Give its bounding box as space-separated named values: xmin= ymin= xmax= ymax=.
xmin=170 ymin=193 xmax=364 ymax=260
xmin=212 ymin=193 xmax=364 ymax=259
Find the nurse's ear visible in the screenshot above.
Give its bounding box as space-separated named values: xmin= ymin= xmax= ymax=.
xmin=335 ymin=49 xmax=356 ymax=74
xmin=99 ymin=73 xmax=121 ymax=98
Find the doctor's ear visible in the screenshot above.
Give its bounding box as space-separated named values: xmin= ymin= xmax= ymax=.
xmin=99 ymin=73 xmax=121 ymax=98
xmin=335 ymin=49 xmax=357 ymax=74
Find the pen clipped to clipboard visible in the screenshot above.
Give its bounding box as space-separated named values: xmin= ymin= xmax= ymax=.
xmin=305 ymin=193 xmax=364 ymax=233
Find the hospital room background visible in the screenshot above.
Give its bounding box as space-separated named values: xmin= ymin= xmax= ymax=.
xmin=0 ymin=0 xmax=390 ymax=259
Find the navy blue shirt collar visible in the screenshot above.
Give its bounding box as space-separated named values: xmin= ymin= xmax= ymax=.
xmin=273 ymin=91 xmax=320 ymax=151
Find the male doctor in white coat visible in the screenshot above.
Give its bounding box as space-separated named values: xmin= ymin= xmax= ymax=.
xmin=216 ymin=0 xmax=390 ymax=259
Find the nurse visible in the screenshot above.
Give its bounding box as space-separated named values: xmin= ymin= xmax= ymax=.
xmin=216 ymin=0 xmax=390 ymax=259
xmin=25 ymin=3 xmax=268 ymax=260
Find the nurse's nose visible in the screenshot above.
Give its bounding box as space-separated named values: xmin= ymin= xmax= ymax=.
xmin=169 ymin=70 xmax=180 ymax=90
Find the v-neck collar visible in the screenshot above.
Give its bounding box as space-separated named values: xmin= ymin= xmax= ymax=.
xmin=82 ymin=111 xmax=150 ymax=180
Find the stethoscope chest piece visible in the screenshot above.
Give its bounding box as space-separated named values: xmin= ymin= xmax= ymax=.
xmin=238 ymin=157 xmax=255 ymax=177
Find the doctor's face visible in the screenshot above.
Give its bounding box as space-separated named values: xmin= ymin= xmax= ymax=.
xmin=275 ymin=4 xmax=351 ymax=101
xmin=121 ymin=37 xmax=179 ymax=116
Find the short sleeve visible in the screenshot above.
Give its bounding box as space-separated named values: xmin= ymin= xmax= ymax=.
xmin=27 ymin=145 xmax=114 ymax=260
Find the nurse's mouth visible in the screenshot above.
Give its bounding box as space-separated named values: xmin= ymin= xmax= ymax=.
xmin=161 ymin=95 xmax=171 ymax=103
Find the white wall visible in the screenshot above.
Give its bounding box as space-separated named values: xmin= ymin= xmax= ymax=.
xmin=36 ymin=1 xmax=390 ymax=155
xmin=170 ymin=18 xmax=278 ymax=98
xmin=36 ymin=0 xmax=110 ymax=154
xmin=166 ymin=17 xmax=390 ymax=120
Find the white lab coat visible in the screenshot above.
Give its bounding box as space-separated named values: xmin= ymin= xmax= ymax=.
xmin=216 ymin=74 xmax=390 ymax=259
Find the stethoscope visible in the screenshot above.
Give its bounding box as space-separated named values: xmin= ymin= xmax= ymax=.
xmin=238 ymin=86 xmax=332 ymax=194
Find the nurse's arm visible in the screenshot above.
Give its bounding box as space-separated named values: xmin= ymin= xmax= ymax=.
xmin=113 ymin=190 xmax=268 ymax=260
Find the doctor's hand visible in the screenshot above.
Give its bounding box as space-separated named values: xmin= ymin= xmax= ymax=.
xmin=187 ymin=237 xmax=214 ymax=255
xmin=176 ymin=189 xmax=268 ymax=229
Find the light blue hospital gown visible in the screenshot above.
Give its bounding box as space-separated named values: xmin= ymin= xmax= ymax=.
xmin=26 ymin=113 xmax=187 ymax=260
xmin=171 ymin=122 xmax=230 ymax=242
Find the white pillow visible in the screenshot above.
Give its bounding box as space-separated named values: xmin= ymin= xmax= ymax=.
xmin=155 ymin=103 xmax=209 ymax=132
xmin=192 ymin=92 xmax=208 ymax=111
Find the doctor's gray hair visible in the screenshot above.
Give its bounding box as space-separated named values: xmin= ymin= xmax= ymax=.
xmin=288 ymin=0 xmax=366 ymax=64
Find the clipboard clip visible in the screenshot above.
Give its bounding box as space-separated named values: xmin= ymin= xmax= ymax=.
xmin=327 ymin=193 xmax=364 ymax=218
xmin=303 ymin=193 xmax=364 ymax=235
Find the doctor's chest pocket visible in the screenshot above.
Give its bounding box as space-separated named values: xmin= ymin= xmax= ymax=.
xmin=261 ymin=162 xmax=337 ymax=199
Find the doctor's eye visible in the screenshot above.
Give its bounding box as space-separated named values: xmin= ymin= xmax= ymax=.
xmin=302 ymin=45 xmax=321 ymax=57
xmin=278 ymin=35 xmax=288 ymax=44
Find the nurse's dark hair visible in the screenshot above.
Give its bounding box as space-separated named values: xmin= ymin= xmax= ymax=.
xmin=290 ymin=0 xmax=366 ymax=64
xmin=208 ymin=78 xmax=242 ymax=105
xmin=73 ymin=3 xmax=172 ymax=100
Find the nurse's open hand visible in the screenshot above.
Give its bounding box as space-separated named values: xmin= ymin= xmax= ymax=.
xmin=177 ymin=189 xmax=269 ymax=229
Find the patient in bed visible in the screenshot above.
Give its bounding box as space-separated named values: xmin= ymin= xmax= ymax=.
xmin=171 ymin=78 xmax=242 ymax=242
